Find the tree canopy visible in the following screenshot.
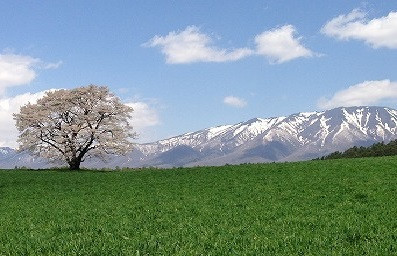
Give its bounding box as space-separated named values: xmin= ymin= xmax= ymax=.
xmin=14 ymin=85 xmax=135 ymax=170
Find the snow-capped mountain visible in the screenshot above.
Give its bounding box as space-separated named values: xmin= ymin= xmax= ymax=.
xmin=1 ymin=106 xmax=397 ymax=169
xmin=131 ymin=106 xmax=397 ymax=166
xmin=0 ymin=147 xmax=13 ymax=156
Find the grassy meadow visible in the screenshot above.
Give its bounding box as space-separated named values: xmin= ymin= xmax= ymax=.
xmin=1 ymin=157 xmax=397 ymax=255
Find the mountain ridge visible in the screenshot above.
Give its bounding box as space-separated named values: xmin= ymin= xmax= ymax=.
xmin=1 ymin=106 xmax=397 ymax=169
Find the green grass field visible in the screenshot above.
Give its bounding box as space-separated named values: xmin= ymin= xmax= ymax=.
xmin=1 ymin=157 xmax=397 ymax=255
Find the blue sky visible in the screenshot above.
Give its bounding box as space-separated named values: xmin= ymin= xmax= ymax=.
xmin=0 ymin=1 xmax=396 ymax=147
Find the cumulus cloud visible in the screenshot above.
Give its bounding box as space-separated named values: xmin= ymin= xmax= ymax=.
xmin=145 ymin=25 xmax=316 ymax=64
xmin=126 ymin=101 xmax=161 ymax=142
xmin=0 ymin=54 xmax=39 ymax=95
xmin=318 ymin=80 xmax=397 ymax=109
xmin=254 ymin=25 xmax=314 ymax=63
xmin=0 ymin=90 xmax=52 ymax=148
xmin=0 ymin=53 xmax=62 ymax=95
xmin=223 ymin=96 xmax=247 ymax=108
xmin=0 ymin=52 xmax=63 ymax=146
xmin=143 ymin=26 xmax=253 ymax=64
xmin=126 ymin=101 xmax=160 ymax=130
xmin=322 ymin=10 xmax=397 ymax=49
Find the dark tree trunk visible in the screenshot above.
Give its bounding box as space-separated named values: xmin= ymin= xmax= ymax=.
xmin=69 ymin=157 xmax=81 ymax=170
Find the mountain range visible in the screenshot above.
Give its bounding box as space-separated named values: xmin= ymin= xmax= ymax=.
xmin=1 ymin=106 xmax=397 ymax=169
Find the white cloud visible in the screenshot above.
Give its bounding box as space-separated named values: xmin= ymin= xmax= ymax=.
xmin=318 ymin=80 xmax=397 ymax=109
xmin=322 ymin=10 xmax=397 ymax=49
xmin=145 ymin=25 xmax=316 ymax=64
xmin=254 ymin=25 xmax=314 ymax=63
xmin=223 ymin=96 xmax=247 ymax=108
xmin=144 ymin=26 xmax=253 ymax=64
xmin=126 ymin=102 xmax=160 ymax=130
xmin=43 ymin=60 xmax=63 ymax=70
xmin=0 ymin=53 xmax=62 ymax=96
xmin=0 ymin=54 xmax=39 ymax=95
xmin=0 ymin=90 xmax=52 ymax=148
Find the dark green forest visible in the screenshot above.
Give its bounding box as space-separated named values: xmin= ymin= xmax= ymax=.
xmin=319 ymin=140 xmax=397 ymax=160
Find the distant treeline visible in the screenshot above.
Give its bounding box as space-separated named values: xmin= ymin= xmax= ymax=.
xmin=318 ymin=140 xmax=397 ymax=160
